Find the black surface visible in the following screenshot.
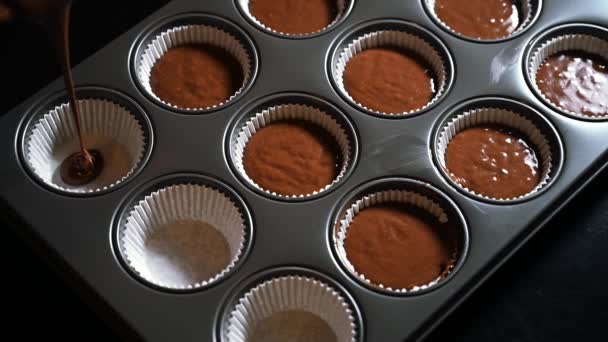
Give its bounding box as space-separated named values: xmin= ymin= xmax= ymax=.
xmin=1 ymin=1 xmax=607 ymax=341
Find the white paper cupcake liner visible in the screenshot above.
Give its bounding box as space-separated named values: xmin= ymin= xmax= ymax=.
xmin=25 ymin=98 xmax=146 ymax=194
xmin=425 ymin=0 xmax=535 ymax=41
xmin=333 ymin=29 xmax=448 ymax=116
xmin=236 ymin=0 xmax=348 ymax=37
xmin=136 ymin=24 xmax=252 ymax=111
xmin=335 ymin=189 xmax=458 ymax=294
xmin=231 ymin=103 xmax=352 ymax=198
xmin=224 ymin=275 xmax=357 ymax=342
xmin=436 ymin=107 xmax=554 ymax=201
xmin=119 ymin=184 xmax=247 ymax=290
xmin=528 ymin=33 xmax=608 ymax=118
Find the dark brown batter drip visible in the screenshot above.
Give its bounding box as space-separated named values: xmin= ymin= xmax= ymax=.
xmin=435 ymin=0 xmax=521 ymax=40
xmin=243 ymin=121 xmax=342 ymax=196
xmin=344 ymin=203 xmax=459 ymax=290
xmin=59 ymin=149 xmax=104 ymax=186
xmin=40 ymin=2 xmax=103 ymax=185
xmin=445 ymin=125 xmax=541 ymax=199
xmin=249 ymin=0 xmax=337 ymax=35
xmin=150 ymin=44 xmax=244 ymax=109
xmin=536 ymin=51 xmax=608 ymax=117
xmin=343 ymin=47 xmax=436 ymax=114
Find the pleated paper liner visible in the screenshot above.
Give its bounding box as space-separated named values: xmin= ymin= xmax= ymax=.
xmin=223 ymin=275 xmax=357 ymax=342
xmin=527 ymin=31 xmax=608 ymax=119
xmin=436 ymin=107 xmax=554 ymax=202
xmin=119 ymin=183 xmax=248 ymax=290
xmin=334 ymin=189 xmax=462 ymax=294
xmin=332 ymin=27 xmax=449 ymax=116
xmin=231 ymin=103 xmax=353 ymax=199
xmin=136 ymin=23 xmax=253 ymax=111
xmin=424 ymin=0 xmax=537 ymax=41
xmin=25 ymin=98 xmax=146 ymax=194
xmin=236 ymin=0 xmax=351 ymax=37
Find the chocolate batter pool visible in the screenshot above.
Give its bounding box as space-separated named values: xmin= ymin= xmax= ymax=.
xmin=249 ymin=0 xmax=337 ymax=35
xmin=344 ymin=204 xmax=458 ymax=290
xmin=445 ymin=125 xmax=541 ymax=199
xmin=536 ymin=51 xmax=608 ymax=117
xmin=150 ymin=44 xmax=244 ymax=109
xmin=243 ymin=121 xmax=342 ymax=196
xmin=60 ymin=149 xmax=104 ymax=186
xmin=434 ymin=0 xmax=521 ymax=40
xmin=343 ymin=47 xmax=436 ymax=114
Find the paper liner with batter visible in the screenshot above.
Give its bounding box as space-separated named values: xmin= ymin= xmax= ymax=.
xmin=527 ymin=32 xmax=608 ymax=119
xmin=424 ymin=0 xmax=535 ymax=41
xmin=25 ymin=98 xmax=146 ymax=194
xmin=436 ymin=107 xmax=554 ymax=201
xmin=334 ymin=189 xmax=460 ymax=294
xmin=136 ymin=24 xmax=252 ymax=111
xmin=236 ymin=0 xmax=348 ymax=37
xmin=333 ymin=29 xmax=448 ymax=116
xmin=231 ymin=103 xmax=352 ymax=199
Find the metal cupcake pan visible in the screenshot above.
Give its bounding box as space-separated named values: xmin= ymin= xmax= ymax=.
xmin=0 ymin=0 xmax=607 ymax=341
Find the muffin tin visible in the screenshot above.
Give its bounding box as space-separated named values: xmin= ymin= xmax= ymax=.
xmin=1 ymin=0 xmax=607 ymax=341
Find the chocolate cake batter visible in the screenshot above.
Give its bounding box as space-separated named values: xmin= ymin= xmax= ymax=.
xmin=445 ymin=125 xmax=541 ymax=199
xmin=250 ymin=310 xmax=337 ymax=342
xmin=434 ymin=0 xmax=521 ymax=40
xmin=60 ymin=149 xmax=104 ymax=186
xmin=243 ymin=121 xmax=342 ymax=196
xmin=150 ymin=44 xmax=244 ymax=109
xmin=343 ymin=47 xmax=436 ymax=114
xmin=249 ymin=0 xmax=337 ymax=35
xmin=536 ymin=51 xmax=608 ymax=117
xmin=49 ymin=2 xmax=103 ymax=185
xmin=344 ymin=204 xmax=458 ymax=290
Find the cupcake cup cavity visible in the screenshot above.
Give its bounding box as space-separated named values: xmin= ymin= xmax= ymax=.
xmin=231 ymin=103 xmax=353 ymax=199
xmin=236 ymin=0 xmax=350 ymax=37
xmin=436 ymin=107 xmax=554 ymax=202
xmin=334 ymin=189 xmax=460 ymax=294
xmin=333 ymin=29 xmax=449 ymax=116
xmin=119 ymin=183 xmax=248 ymax=290
xmin=25 ymin=98 xmax=146 ymax=194
xmin=527 ymin=32 xmax=608 ymax=119
xmin=223 ymin=275 xmax=357 ymax=342
xmin=136 ymin=24 xmax=253 ymax=111
xmin=424 ymin=0 xmax=537 ymax=41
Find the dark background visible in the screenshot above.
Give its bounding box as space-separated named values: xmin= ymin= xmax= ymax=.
xmin=1 ymin=1 xmax=607 ymax=341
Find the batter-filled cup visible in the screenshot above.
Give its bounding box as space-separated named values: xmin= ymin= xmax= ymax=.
xmin=424 ymin=0 xmax=537 ymax=41
xmin=223 ymin=275 xmax=357 ymax=342
xmin=119 ymin=183 xmax=248 ymax=290
xmin=231 ymin=103 xmax=353 ymax=199
xmin=135 ymin=24 xmax=253 ymax=111
xmin=436 ymin=107 xmax=555 ymax=201
xmin=24 ymin=98 xmax=147 ymax=194
xmin=528 ymin=32 xmax=608 ymax=119
xmin=236 ymin=0 xmax=350 ymax=36
xmin=334 ymin=189 xmax=464 ymax=294
xmin=332 ymin=28 xmax=449 ymax=116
